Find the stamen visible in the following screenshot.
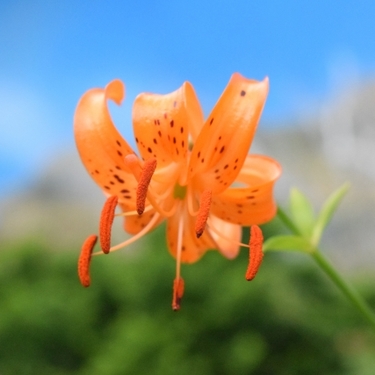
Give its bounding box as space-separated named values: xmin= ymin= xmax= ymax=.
xmin=172 ymin=277 xmax=185 ymax=311
xmin=187 ymin=187 xmax=199 ymax=217
xmin=125 ymin=154 xmax=177 ymax=218
xmin=78 ymin=234 xmax=97 ymax=287
xmin=245 ymin=225 xmax=264 ymax=281
xmin=195 ymin=189 xmax=212 ymax=238
xmin=93 ymin=212 xmax=161 ymax=255
xmin=137 ymin=159 xmax=157 ymax=215
xmin=172 ymin=208 xmax=184 ymax=311
xmin=207 ymin=218 xmax=250 ymax=248
xmin=124 ymin=154 xmax=142 ymax=180
xmin=99 ymin=195 xmax=118 ymax=254
xmin=116 ymin=204 xmax=153 ymax=217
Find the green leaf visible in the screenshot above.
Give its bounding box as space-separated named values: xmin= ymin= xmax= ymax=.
xmin=289 ymin=187 xmax=315 ymax=237
xmin=263 ymin=235 xmax=313 ymax=253
xmin=311 ymin=183 xmax=350 ymax=246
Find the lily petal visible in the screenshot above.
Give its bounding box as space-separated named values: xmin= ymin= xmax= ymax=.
xmin=74 ymin=79 xmax=138 ymax=209
xmin=133 ymin=82 xmax=204 ymax=171
xmin=167 ymin=204 xmax=216 ymax=263
xmin=188 ymin=73 xmax=269 ymax=194
xmin=208 ymin=216 xmax=242 ymax=259
xmin=211 ymin=155 xmax=281 ymax=225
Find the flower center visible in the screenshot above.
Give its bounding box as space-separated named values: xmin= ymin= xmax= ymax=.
xmin=173 ymin=183 xmax=187 ymax=200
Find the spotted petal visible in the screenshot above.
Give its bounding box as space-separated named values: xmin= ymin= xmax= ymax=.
xmin=188 ymin=73 xmax=269 ymax=194
xmin=208 ymin=216 xmax=242 ymax=259
xmin=167 ymin=204 xmax=216 ymax=263
xmin=211 ymin=155 xmax=281 ymax=225
xmin=74 ymin=79 xmax=139 ymax=210
xmin=132 ymin=82 xmax=204 ymax=172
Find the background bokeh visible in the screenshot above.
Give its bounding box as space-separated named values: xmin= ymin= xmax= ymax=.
xmin=1 ymin=1 xmax=375 ymax=374
xmin=1 ymin=0 xmax=375 ymax=196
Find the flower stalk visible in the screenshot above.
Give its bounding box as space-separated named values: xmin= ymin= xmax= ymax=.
xmin=277 ymin=205 xmax=375 ymax=331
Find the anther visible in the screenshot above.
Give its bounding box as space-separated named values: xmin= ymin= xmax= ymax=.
xmin=136 ymin=158 xmax=157 ymax=215
xmin=245 ymin=225 xmax=264 ymax=281
xmin=195 ymin=189 xmax=212 ymax=238
xmin=172 ymin=277 xmax=185 ymax=311
xmin=78 ymin=234 xmax=97 ymax=287
xmin=99 ymin=195 xmax=118 ymax=254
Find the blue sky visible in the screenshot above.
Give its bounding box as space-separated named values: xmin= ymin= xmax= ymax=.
xmin=1 ymin=0 xmax=375 ymax=196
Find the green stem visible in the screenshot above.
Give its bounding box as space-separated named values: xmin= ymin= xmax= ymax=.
xmin=277 ymin=206 xmax=375 ymax=331
xmin=312 ymin=250 xmax=375 ymax=330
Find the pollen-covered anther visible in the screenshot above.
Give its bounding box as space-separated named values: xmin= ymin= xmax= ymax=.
xmin=99 ymin=195 xmax=118 ymax=254
xmin=172 ymin=277 xmax=185 ymax=311
xmin=195 ymin=189 xmax=212 ymax=238
xmin=78 ymin=234 xmax=97 ymax=287
xmin=136 ymin=158 xmax=157 ymax=215
xmin=245 ymin=225 xmax=264 ymax=281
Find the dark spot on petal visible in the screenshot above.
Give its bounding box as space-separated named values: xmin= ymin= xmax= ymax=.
xmin=173 ymin=137 xmax=176 ymax=144
xmin=148 ymin=147 xmax=152 ymax=153
xmin=180 ymin=127 xmax=184 ymax=133
xmin=117 ymin=150 xmax=123 ymax=156
xmin=246 ymin=195 xmax=255 ymax=199
xmin=115 ymin=166 xmax=122 ymax=170
xmin=123 ymin=195 xmax=132 ymax=199
xmin=224 ymin=164 xmax=228 ymax=169
xmin=252 ymin=189 xmax=259 ymax=193
xmin=153 ymin=138 xmax=157 ymax=144
xmin=210 ymin=118 xmax=214 ymax=125
xmin=240 ymin=90 xmax=246 ymax=96
xmin=135 ymin=138 xmax=139 ymax=143
xmin=219 ymin=136 xmax=222 ymax=140
xmin=114 ymin=174 xmax=125 ymax=183
xmin=110 ymin=181 xmax=115 ymax=185
xmin=116 ymin=140 xmax=121 ymax=147
xmin=197 ymin=151 xmax=201 ymax=158
xmin=170 ymin=120 xmax=174 ymax=127
xmin=214 ymin=169 xmax=219 ymax=173
xmin=235 ymin=158 xmax=239 ymax=163
xmin=95 ymin=169 xmax=100 ymax=174
xmin=121 ymin=189 xmax=130 ymax=193
xmin=173 ymin=101 xmax=177 ymax=107
xmin=158 ymin=130 xmax=162 ymax=137
xmin=104 ymin=186 xmax=110 ymax=190
xmin=201 ymin=158 xmax=204 ymax=163
xmin=219 ymin=146 xmax=225 ymax=153
xmin=182 ymin=140 xmax=185 ymax=148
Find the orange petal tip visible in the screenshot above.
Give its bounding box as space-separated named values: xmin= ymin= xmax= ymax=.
xmin=105 ymin=79 xmax=125 ymax=105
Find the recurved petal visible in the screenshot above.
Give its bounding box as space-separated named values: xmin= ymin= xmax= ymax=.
xmin=74 ymin=79 xmax=138 ymax=210
xmin=211 ymin=155 xmax=281 ymax=226
xmin=208 ymin=215 xmax=242 ymax=259
xmin=188 ymin=73 xmax=269 ymax=194
xmin=166 ymin=204 xmax=216 ymax=264
xmin=132 ymin=82 xmax=204 ymax=168
xmin=120 ymin=205 xmax=163 ymax=235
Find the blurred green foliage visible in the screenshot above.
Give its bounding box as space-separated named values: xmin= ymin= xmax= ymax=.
xmin=0 ymin=225 xmax=374 ymax=375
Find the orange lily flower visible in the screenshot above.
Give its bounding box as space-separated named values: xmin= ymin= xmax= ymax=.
xmin=74 ymin=73 xmax=281 ymax=310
